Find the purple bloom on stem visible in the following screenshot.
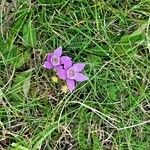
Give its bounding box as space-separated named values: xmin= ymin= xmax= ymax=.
xmin=43 ymin=46 xmax=63 ymax=71
xmin=57 ymin=57 xmax=88 ymax=92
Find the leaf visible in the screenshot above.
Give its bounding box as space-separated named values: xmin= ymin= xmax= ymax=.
xmin=120 ymin=22 xmax=147 ymax=44
xmin=2 ymin=46 xmax=31 ymax=69
xmin=3 ymin=46 xmax=17 ymax=61
xmin=0 ymin=89 xmax=3 ymax=100
xmin=32 ymin=123 xmax=58 ymax=150
xmin=11 ymin=51 xmax=31 ymax=68
xmin=0 ymin=7 xmax=29 ymax=53
xmin=115 ymin=22 xmax=148 ymax=54
xmin=11 ymin=71 xmax=32 ymax=93
xmin=23 ymin=75 xmax=31 ymax=98
xmin=11 ymin=143 xmax=29 ymax=150
xmin=22 ymin=21 xmax=37 ymax=47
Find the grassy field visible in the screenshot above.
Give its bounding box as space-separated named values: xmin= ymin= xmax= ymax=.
xmin=0 ymin=0 xmax=150 ymax=149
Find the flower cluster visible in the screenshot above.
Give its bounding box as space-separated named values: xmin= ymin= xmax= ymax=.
xmin=43 ymin=46 xmax=88 ymax=92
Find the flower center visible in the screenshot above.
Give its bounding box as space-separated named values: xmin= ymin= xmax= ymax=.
xmin=67 ymin=67 xmax=76 ymax=79
xmin=51 ymin=55 xmax=60 ymax=66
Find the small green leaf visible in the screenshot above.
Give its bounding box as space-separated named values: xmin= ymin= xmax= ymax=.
xmin=3 ymin=46 xmax=17 ymax=61
xmin=11 ymin=143 xmax=29 ymax=150
xmin=23 ymin=74 xmax=31 ymax=98
xmin=3 ymin=47 xmax=31 ymax=69
xmin=0 ymin=7 xmax=29 ymax=53
xmin=0 ymin=89 xmax=3 ymax=100
xmin=11 ymin=51 xmax=31 ymax=68
xmin=22 ymin=21 xmax=37 ymax=47
xmin=32 ymin=123 xmax=58 ymax=150
xmin=11 ymin=71 xmax=32 ymax=93
xmin=116 ymin=22 xmax=148 ymax=54
xmin=120 ymin=22 xmax=147 ymax=44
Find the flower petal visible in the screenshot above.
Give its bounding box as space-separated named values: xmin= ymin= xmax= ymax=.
xmin=75 ymin=73 xmax=88 ymax=81
xmin=47 ymin=53 xmax=53 ymax=61
xmin=53 ymin=46 xmax=62 ymax=57
xmin=43 ymin=61 xmax=52 ymax=69
xmin=61 ymin=56 xmax=72 ymax=69
xmin=56 ymin=69 xmax=66 ymax=80
xmin=66 ymin=79 xmax=75 ymax=92
xmin=54 ymin=65 xmax=63 ymax=72
xmin=73 ymin=63 xmax=85 ymax=72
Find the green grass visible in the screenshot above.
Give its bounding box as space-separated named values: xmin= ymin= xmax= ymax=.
xmin=0 ymin=0 xmax=150 ymax=149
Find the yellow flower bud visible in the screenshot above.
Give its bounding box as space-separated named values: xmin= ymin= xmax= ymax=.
xmin=61 ymin=85 xmax=68 ymax=93
xmin=51 ymin=76 xmax=58 ymax=83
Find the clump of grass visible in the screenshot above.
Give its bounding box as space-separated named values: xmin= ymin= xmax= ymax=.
xmin=0 ymin=0 xmax=150 ymax=149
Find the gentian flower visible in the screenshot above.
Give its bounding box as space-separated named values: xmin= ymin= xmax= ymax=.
xmin=43 ymin=46 xmax=62 ymax=71
xmin=57 ymin=56 xmax=88 ymax=92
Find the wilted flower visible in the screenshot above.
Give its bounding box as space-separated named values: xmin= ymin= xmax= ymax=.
xmin=57 ymin=57 xmax=88 ymax=92
xmin=51 ymin=76 xmax=58 ymax=83
xmin=43 ymin=46 xmax=62 ymax=71
xmin=61 ymin=85 xmax=68 ymax=93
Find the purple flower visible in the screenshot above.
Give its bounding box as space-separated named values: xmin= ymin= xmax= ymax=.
xmin=57 ymin=56 xmax=88 ymax=92
xmin=43 ymin=46 xmax=62 ymax=71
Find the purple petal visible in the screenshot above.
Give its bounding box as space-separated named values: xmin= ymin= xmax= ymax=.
xmin=61 ymin=56 xmax=72 ymax=69
xmin=56 ymin=69 xmax=66 ymax=80
xmin=73 ymin=63 xmax=85 ymax=72
xmin=54 ymin=65 xmax=63 ymax=71
xmin=75 ymin=73 xmax=88 ymax=81
xmin=43 ymin=61 xmax=52 ymax=69
xmin=47 ymin=53 xmax=53 ymax=61
xmin=53 ymin=46 xmax=62 ymax=57
xmin=66 ymin=79 xmax=75 ymax=92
